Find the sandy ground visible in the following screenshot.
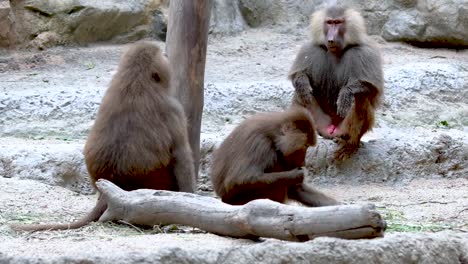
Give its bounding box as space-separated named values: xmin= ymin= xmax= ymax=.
xmin=0 ymin=27 xmax=467 ymax=261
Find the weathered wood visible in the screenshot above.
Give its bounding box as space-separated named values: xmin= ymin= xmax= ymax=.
xmin=166 ymin=0 xmax=213 ymax=179
xmin=96 ymin=179 xmax=386 ymax=241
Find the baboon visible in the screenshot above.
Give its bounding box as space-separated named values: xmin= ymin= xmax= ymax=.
xmin=289 ymin=6 xmax=384 ymax=160
xmin=211 ymin=107 xmax=339 ymax=206
xmin=11 ymin=42 xmax=195 ymax=231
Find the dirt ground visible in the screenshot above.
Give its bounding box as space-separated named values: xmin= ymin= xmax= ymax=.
xmin=0 ymin=26 xmax=467 ymax=261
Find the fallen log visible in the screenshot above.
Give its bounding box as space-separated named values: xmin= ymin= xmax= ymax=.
xmin=96 ymin=179 xmax=386 ymax=241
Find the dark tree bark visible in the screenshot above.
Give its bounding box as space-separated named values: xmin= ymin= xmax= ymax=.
xmin=166 ymin=0 xmax=213 ymax=179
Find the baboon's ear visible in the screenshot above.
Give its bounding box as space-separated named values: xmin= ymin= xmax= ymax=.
xmin=152 ymin=72 xmax=161 ymax=82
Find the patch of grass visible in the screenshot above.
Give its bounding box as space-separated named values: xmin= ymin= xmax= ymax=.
xmin=387 ymin=222 xmax=450 ymax=232
xmin=378 ymin=207 xmax=452 ymax=233
xmin=379 ymin=207 xmax=405 ymax=221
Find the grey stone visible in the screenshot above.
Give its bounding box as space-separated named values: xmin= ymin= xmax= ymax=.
xmin=238 ymin=0 xmax=285 ymax=27
xmin=28 ymin=31 xmax=62 ymax=50
xmin=210 ymin=0 xmax=246 ymax=34
xmin=237 ymin=0 xmax=321 ymax=27
xmin=0 ymin=231 xmax=467 ymax=264
xmin=0 ymin=1 xmax=15 ymax=47
xmin=382 ymin=10 xmax=427 ymax=42
xmin=5 ymin=0 xmax=468 ymax=48
xmin=381 ymin=0 xmax=468 ymax=47
xmin=236 ymin=0 xmax=468 ymax=47
xmin=151 ymin=9 xmax=167 ymax=41
xmin=9 ymin=0 xmax=160 ymax=48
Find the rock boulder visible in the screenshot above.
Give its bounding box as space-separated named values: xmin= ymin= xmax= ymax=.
xmin=9 ymin=0 xmax=163 ymax=48
xmin=236 ymin=0 xmax=468 ymax=47
xmin=0 ymin=1 xmax=15 ymax=47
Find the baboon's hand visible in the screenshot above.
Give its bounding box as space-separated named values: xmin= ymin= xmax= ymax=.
xmin=289 ymin=168 xmax=305 ymax=183
xmin=349 ymin=80 xmax=379 ymax=96
xmin=292 ymin=73 xmax=314 ymax=106
xmin=337 ymin=80 xmax=379 ymax=117
xmin=337 ymin=86 xmax=354 ymax=118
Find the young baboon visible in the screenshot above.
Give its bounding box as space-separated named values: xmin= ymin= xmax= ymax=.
xmin=289 ymin=5 xmax=384 ymax=160
xmin=11 ymin=42 xmax=195 ymax=231
xmin=211 ymin=107 xmax=339 ymax=206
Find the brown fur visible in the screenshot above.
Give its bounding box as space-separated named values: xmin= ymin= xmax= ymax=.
xmin=289 ymin=6 xmax=384 ymax=160
xmin=11 ymin=42 xmax=195 ymax=232
xmin=211 ymin=107 xmax=338 ymax=206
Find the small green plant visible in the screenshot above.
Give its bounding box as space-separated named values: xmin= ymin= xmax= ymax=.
xmin=439 ymin=120 xmax=449 ymax=127
xmin=55 ymin=137 xmax=72 ymax=142
xmin=86 ymin=62 xmax=95 ymax=70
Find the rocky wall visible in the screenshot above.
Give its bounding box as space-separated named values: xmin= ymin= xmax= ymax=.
xmin=0 ymin=0 xmax=467 ymax=49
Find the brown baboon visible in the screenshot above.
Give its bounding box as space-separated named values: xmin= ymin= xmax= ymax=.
xmin=289 ymin=6 xmax=384 ymax=160
xmin=211 ymin=107 xmax=339 ymax=206
xmin=11 ymin=42 xmax=195 ymax=231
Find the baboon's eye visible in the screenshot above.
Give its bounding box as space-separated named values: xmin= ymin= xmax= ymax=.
xmin=152 ymin=72 xmax=161 ymax=82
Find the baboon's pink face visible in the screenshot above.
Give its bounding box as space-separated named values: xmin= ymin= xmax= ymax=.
xmin=324 ymin=17 xmax=345 ymax=54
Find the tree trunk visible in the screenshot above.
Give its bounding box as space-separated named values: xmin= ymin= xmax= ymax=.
xmin=166 ymin=0 xmax=212 ymax=179
xmin=96 ymin=179 xmax=386 ymax=241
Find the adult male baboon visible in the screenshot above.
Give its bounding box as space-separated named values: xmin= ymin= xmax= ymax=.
xmin=211 ymin=107 xmax=339 ymax=206
xmin=289 ymin=6 xmax=384 ymax=160
xmin=11 ymin=42 xmax=195 ymax=231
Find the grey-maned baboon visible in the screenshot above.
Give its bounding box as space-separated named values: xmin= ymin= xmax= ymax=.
xmin=289 ymin=6 xmax=384 ymax=160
